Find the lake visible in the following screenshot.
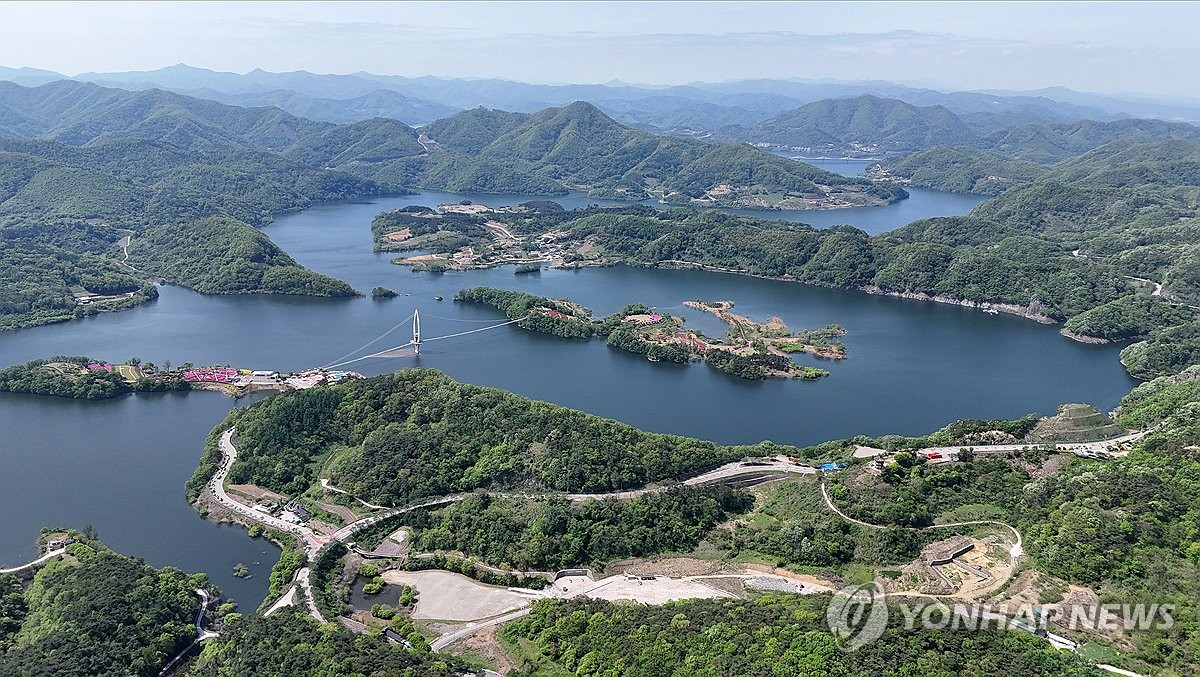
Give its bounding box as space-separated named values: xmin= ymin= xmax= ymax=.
xmin=0 ymin=174 xmax=1133 ymax=608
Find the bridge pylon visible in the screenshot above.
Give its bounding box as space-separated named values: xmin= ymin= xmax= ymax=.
xmin=412 ymin=309 xmax=421 ymax=355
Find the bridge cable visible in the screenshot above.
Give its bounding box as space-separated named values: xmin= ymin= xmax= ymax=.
xmin=323 ymin=342 xmax=413 ymax=369
xmin=324 ymin=315 xmax=529 ymax=368
xmin=422 ymin=316 xmax=528 ymax=342
xmin=321 ymin=311 xmax=416 ymax=369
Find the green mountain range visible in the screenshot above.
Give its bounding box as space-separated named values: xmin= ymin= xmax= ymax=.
xmin=0 ymin=80 xmax=906 ymax=332
xmin=0 ymin=80 xmax=329 ymax=151
xmin=312 ymin=100 xmax=906 ymax=207
xmin=887 ymin=126 xmax=1200 ymax=195
xmin=721 ymin=94 xmax=1200 ymax=161
xmin=718 ymin=95 xmax=981 ymax=153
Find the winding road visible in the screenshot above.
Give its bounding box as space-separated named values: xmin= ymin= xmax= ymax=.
xmin=1123 ymin=275 xmax=1164 ymax=297
xmin=200 ymin=422 xmax=1162 ymax=677
xmin=156 ymin=588 xmax=217 ymax=676
xmin=820 ymin=480 xmax=1023 ymax=558
xmin=213 ymin=429 xmax=821 ymax=626
xmin=914 ymin=428 xmax=1147 ymax=460
xmin=429 ymin=608 xmax=531 ymax=653
xmin=214 ymin=430 xmax=324 ymax=555
xmin=0 ymin=548 xmax=65 ymax=576
xmin=320 ymin=478 xmax=389 ymax=510
xmin=209 ymin=424 xmax=1150 ymax=659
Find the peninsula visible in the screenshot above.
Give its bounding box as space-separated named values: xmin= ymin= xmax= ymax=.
xmin=0 ymin=356 xmax=362 ymax=400
xmin=453 ymin=287 xmax=841 ymax=379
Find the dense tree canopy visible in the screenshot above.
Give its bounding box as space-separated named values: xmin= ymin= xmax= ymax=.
xmin=503 ymin=596 xmax=1100 ymax=677
xmin=189 ymin=608 xmax=465 ymax=677
xmin=207 ymin=369 xmax=778 ymax=502
xmin=400 ymin=487 xmax=752 ymax=570
xmin=0 ymin=534 xmax=204 ymax=677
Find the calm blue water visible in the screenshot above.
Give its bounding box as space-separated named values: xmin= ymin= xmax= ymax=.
xmin=374 ymin=159 xmax=985 ymax=236
xmin=0 ymin=179 xmax=1126 ymax=609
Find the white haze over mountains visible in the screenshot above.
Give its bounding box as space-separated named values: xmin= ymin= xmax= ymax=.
xmin=2 ymin=1 xmax=1200 ymax=100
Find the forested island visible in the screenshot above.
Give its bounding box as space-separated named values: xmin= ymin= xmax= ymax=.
xmin=0 ymin=356 xmax=191 ymax=400
xmin=0 ymin=356 xmax=361 ymax=400
xmin=454 ymin=286 xmax=839 ymax=379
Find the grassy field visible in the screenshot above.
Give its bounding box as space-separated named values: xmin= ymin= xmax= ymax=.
xmin=40 ymin=362 xmax=79 ymax=376
xmin=1077 ymin=640 xmax=1120 ymax=663
xmin=115 ymin=364 xmax=143 ymax=383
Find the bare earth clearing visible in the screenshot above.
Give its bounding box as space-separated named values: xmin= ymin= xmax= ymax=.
xmin=382 ymin=570 xmax=537 ymax=622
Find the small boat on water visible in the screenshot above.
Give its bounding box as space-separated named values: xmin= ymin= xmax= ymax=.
xmin=984 ymin=308 xmax=999 ymax=315
xmin=434 ymin=295 xmax=443 ymax=301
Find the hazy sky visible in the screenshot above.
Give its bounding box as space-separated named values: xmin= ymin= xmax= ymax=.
xmin=5 ymin=1 xmax=1200 ymax=96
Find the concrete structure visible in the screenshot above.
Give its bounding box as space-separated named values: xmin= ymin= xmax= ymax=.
xmin=926 ymin=536 xmax=975 ymax=566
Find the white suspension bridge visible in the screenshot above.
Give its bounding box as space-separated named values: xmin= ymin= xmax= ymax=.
xmin=322 ymin=308 xmax=528 ymax=370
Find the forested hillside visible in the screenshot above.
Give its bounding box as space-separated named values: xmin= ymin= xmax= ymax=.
xmin=883 ymin=146 xmax=1046 ymax=195
xmin=0 ymin=140 xmax=367 ymax=328
xmin=0 ymin=531 xmax=205 ymax=676
xmin=807 ymin=369 xmax=1200 ymax=674
xmin=889 ymin=131 xmax=1200 ymax=196
xmin=185 ymin=364 xmax=1200 ymax=673
xmin=0 ymin=81 xmax=405 ymax=329
xmin=131 ymin=216 xmax=357 ymax=296
xmin=503 ymin=206 xmax=1123 ymax=323
xmin=718 ymin=94 xmax=981 ymax=153
xmin=0 ymin=237 xmax=156 ymax=330
xmin=397 ymin=486 xmax=752 ymax=570
xmin=200 ymin=369 xmax=784 ymax=502
xmin=503 ymin=596 xmax=1099 ymax=677
xmin=344 ymin=101 xmax=907 ymax=207
xmin=0 ymin=80 xmax=330 ymax=151
xmin=188 ymin=608 xmax=465 ymax=676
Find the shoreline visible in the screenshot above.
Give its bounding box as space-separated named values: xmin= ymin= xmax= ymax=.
xmin=657 ymin=260 xmax=1060 ymax=325
xmin=857 ymin=286 xmax=1057 ymax=324
xmin=1059 ymin=328 xmax=1112 ymax=345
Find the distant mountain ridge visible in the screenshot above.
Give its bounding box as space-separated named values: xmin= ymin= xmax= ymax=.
xmin=0 ymin=79 xmax=897 ymax=208
xmin=348 ymin=100 xmax=906 ymax=206
xmin=0 ymin=80 xmax=330 ymax=151
xmin=883 ymin=122 xmax=1200 ymax=195
xmin=175 ymin=87 xmax=458 ymax=126
xmin=718 ymin=94 xmax=1200 ymax=160
xmin=5 ymin=63 xmax=1200 ymax=136
xmin=716 ymin=95 xmax=981 ymax=153
xmin=0 ymin=76 xmax=907 ymax=332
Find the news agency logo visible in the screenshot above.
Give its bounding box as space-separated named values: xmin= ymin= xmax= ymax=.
xmin=825 ymin=583 xmax=888 ymax=652
xmin=826 ymin=583 xmax=1175 ymax=652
